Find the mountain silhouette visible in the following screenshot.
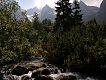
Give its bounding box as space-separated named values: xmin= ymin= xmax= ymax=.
xmin=7 ymin=0 xmax=106 ymax=23
xmin=39 ymin=5 xmax=55 ymax=21
xmin=96 ymin=0 xmax=106 ymax=23
xmin=79 ymin=1 xmax=99 ymax=20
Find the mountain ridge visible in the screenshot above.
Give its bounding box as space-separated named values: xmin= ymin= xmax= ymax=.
xmin=96 ymin=0 xmax=106 ymax=23
xmin=39 ymin=4 xmax=55 ymax=21
xmin=25 ymin=1 xmax=100 ymax=21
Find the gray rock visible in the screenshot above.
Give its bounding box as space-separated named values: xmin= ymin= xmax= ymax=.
xmin=41 ymin=68 xmax=51 ymax=75
xmin=21 ymin=75 xmax=32 ymax=80
xmin=40 ymin=75 xmax=53 ymax=80
xmin=31 ymin=70 xmax=40 ymax=78
xmin=11 ymin=66 xmax=29 ymax=76
xmin=50 ymin=73 xmax=77 ymax=80
xmin=31 ymin=68 xmax=51 ymax=78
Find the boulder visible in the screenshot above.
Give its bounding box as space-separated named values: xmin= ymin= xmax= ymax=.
xmin=4 ymin=74 xmax=19 ymax=80
xmin=68 ymin=74 xmax=77 ymax=80
xmin=40 ymin=75 xmax=53 ymax=80
xmin=31 ymin=68 xmax=51 ymax=79
xmin=0 ymin=72 xmax=3 ymax=80
xmin=41 ymin=64 xmax=47 ymax=68
xmin=31 ymin=70 xmax=41 ymax=78
xmin=41 ymin=68 xmax=51 ymax=75
xmin=50 ymin=73 xmax=77 ymax=80
xmin=28 ymin=66 xmax=39 ymax=71
xmin=11 ymin=66 xmax=29 ymax=76
xmin=54 ymin=69 xmax=58 ymax=74
xmin=56 ymin=74 xmax=68 ymax=80
xmin=56 ymin=73 xmax=76 ymax=80
xmin=21 ymin=75 xmax=32 ymax=80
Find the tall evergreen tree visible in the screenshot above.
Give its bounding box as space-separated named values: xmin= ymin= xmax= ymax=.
xmin=54 ymin=0 xmax=73 ymax=32
xmin=32 ymin=13 xmax=41 ymax=30
xmin=73 ymin=0 xmax=83 ymax=26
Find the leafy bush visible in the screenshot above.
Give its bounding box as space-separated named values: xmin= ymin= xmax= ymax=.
xmin=45 ymin=20 xmax=106 ymax=70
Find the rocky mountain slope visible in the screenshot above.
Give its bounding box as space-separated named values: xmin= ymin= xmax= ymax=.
xmin=96 ymin=0 xmax=106 ymax=23
xmin=79 ymin=1 xmax=99 ymax=20
xmin=26 ymin=1 xmax=99 ymax=21
xmin=40 ymin=5 xmax=55 ymax=21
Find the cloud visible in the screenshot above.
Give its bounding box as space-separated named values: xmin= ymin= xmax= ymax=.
xmin=34 ymin=0 xmax=45 ymax=9
xmin=81 ymin=0 xmax=103 ymax=7
xmin=34 ymin=0 xmax=74 ymax=9
xmin=34 ymin=0 xmax=103 ymax=9
xmin=34 ymin=0 xmax=66 ymax=9
xmin=16 ymin=0 xmax=103 ymax=9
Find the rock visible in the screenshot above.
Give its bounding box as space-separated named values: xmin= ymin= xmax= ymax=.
xmin=59 ymin=68 xmax=64 ymax=73
xmin=11 ymin=66 xmax=29 ymax=76
xmin=50 ymin=73 xmax=77 ymax=80
xmin=57 ymin=74 xmax=77 ymax=80
xmin=21 ymin=75 xmax=32 ymax=80
xmin=31 ymin=74 xmax=53 ymax=80
xmin=31 ymin=70 xmax=41 ymax=78
xmin=0 ymin=72 xmax=3 ymax=80
xmin=28 ymin=66 xmax=39 ymax=71
xmin=4 ymin=74 xmax=19 ymax=80
xmin=68 ymin=74 xmax=77 ymax=80
xmin=41 ymin=68 xmax=51 ymax=75
xmin=54 ymin=69 xmax=58 ymax=74
xmin=31 ymin=68 xmax=51 ymax=79
xmin=40 ymin=75 xmax=53 ymax=80
xmin=42 ymin=64 xmax=47 ymax=68
xmin=56 ymin=74 xmax=68 ymax=80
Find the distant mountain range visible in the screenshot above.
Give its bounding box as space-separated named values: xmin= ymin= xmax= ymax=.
xmin=23 ymin=0 xmax=106 ymax=24
xmin=39 ymin=5 xmax=55 ymax=21
xmin=95 ymin=0 xmax=106 ymax=23
xmin=26 ymin=5 xmax=55 ymax=21
xmin=79 ymin=1 xmax=99 ymax=20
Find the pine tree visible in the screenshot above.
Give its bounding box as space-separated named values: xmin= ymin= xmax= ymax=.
xmin=73 ymin=0 xmax=83 ymax=26
xmin=32 ymin=12 xmax=41 ymax=30
xmin=54 ymin=0 xmax=73 ymax=32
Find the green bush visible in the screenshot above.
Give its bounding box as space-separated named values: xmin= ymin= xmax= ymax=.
xmin=45 ymin=20 xmax=106 ymax=69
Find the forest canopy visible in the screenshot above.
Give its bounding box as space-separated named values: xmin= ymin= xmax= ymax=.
xmin=0 ymin=0 xmax=106 ymax=73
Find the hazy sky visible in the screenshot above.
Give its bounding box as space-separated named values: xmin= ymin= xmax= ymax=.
xmin=16 ymin=0 xmax=103 ymax=10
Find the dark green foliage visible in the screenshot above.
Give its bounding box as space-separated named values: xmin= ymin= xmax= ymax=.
xmin=66 ymin=25 xmax=106 ymax=71
xmin=32 ymin=13 xmax=41 ymax=30
xmin=45 ymin=20 xmax=106 ymax=70
xmin=46 ymin=0 xmax=105 ymax=70
xmin=31 ymin=15 xmax=53 ymax=56
xmin=42 ymin=19 xmax=52 ymax=33
xmin=73 ymin=0 xmax=83 ymax=26
xmin=45 ymin=32 xmax=73 ymax=65
xmin=54 ymin=0 xmax=73 ymax=31
xmin=0 ymin=0 xmax=105 ymax=73
xmin=0 ymin=0 xmax=35 ymax=65
xmin=54 ymin=0 xmax=83 ymax=32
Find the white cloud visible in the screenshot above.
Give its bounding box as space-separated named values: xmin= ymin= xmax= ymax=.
xmin=46 ymin=0 xmax=58 ymax=8
xmin=34 ymin=0 xmax=74 ymax=9
xmin=81 ymin=0 xmax=103 ymax=7
xmin=34 ymin=0 xmax=45 ymax=9
xmin=34 ymin=0 xmax=103 ymax=9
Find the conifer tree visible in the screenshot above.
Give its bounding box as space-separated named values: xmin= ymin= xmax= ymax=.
xmin=54 ymin=0 xmax=73 ymax=32
xmin=73 ymin=0 xmax=83 ymax=26
xmin=32 ymin=12 xmax=41 ymax=30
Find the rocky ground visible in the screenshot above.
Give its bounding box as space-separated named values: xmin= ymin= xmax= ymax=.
xmin=0 ymin=57 xmax=99 ymax=80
